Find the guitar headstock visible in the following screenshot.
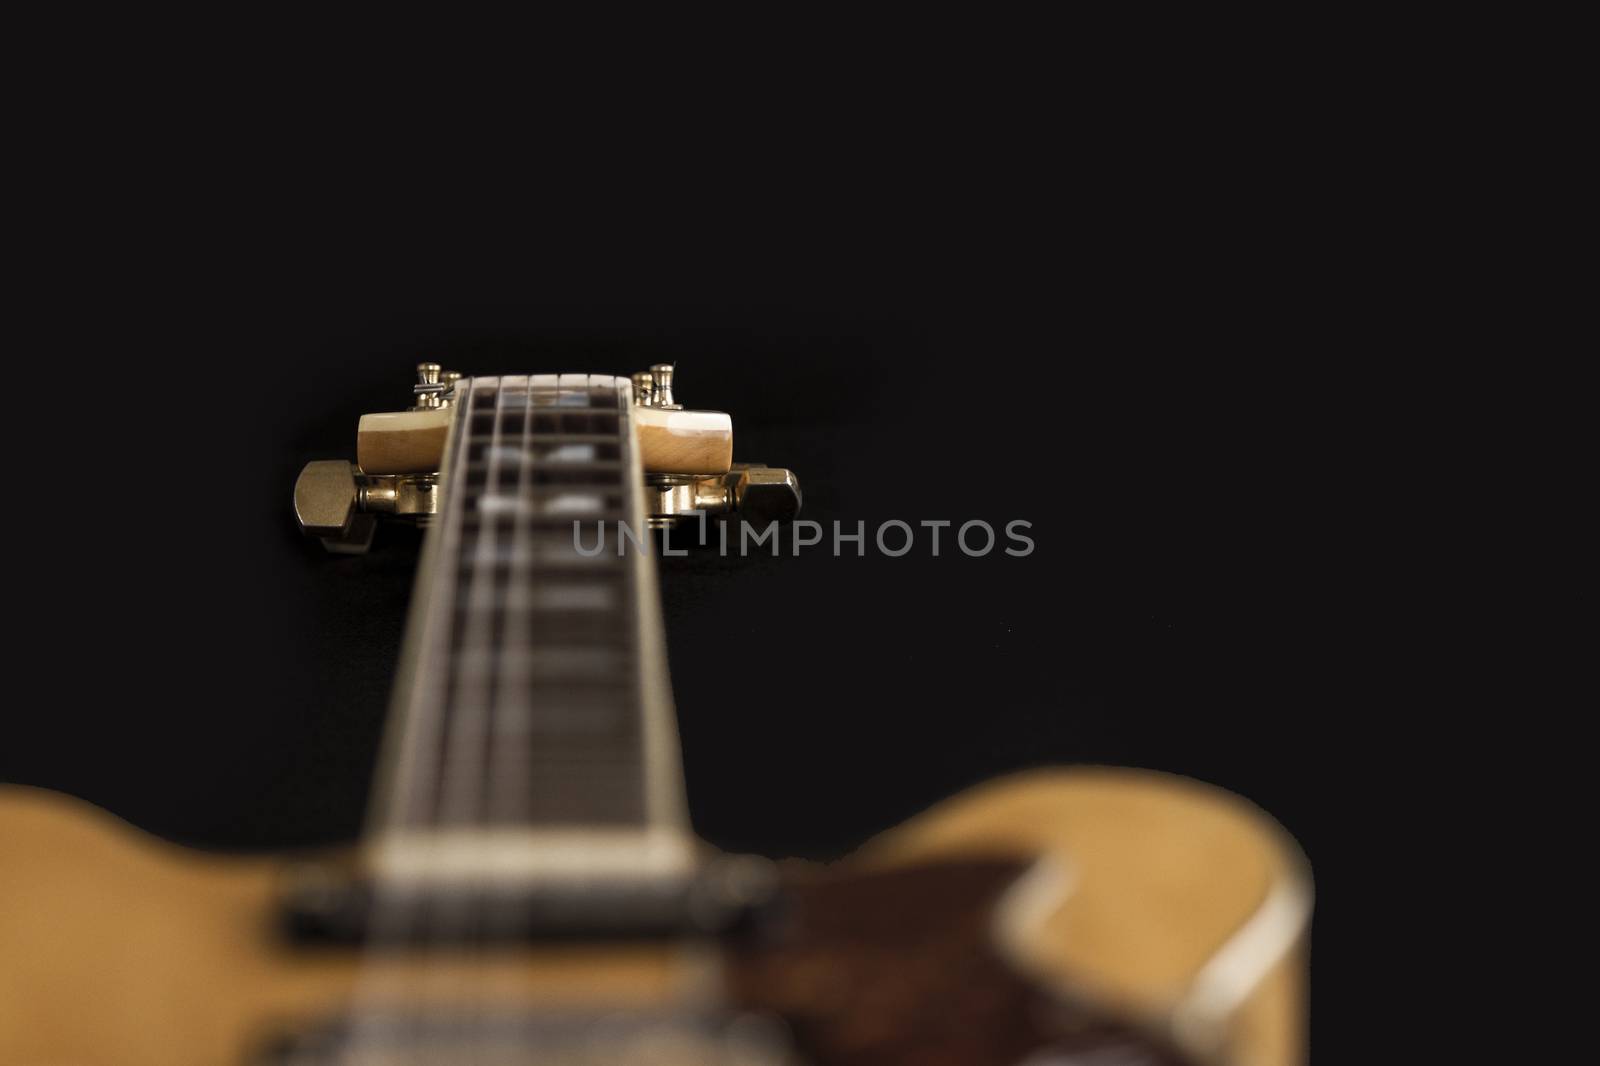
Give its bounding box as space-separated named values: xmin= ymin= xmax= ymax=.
xmin=293 ymin=363 xmax=801 ymax=552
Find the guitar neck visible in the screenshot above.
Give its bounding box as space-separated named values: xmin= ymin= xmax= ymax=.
xmin=367 ymin=374 xmax=687 ymax=840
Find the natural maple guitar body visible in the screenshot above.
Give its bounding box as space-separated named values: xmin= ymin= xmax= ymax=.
xmin=0 ymin=768 xmax=1307 ymax=1066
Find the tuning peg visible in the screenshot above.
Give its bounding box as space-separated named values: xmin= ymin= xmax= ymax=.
xmin=631 ymin=371 xmax=655 ymax=406
xmin=294 ymin=460 xmax=438 ymax=554
xmin=413 ymin=363 xmax=461 ymax=409
xmin=293 ymin=460 xmax=376 ymax=554
xmin=630 ymin=364 xmax=685 ymax=411
xmin=301 ymin=363 xmax=796 ymax=547
xmin=732 ymin=465 xmax=803 ymax=525
xmin=649 ymin=364 xmax=681 ymax=410
xmin=644 ymin=463 xmax=802 ymax=529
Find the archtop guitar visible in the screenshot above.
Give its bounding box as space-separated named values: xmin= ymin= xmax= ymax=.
xmin=0 ymin=365 xmax=1310 ymax=1065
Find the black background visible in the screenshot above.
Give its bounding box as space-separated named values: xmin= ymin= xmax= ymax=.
xmin=13 ymin=287 xmax=1339 ymax=856
xmin=4 ymin=134 xmax=1367 ymax=1059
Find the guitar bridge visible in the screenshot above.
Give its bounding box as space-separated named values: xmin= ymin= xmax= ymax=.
xmin=278 ymin=852 xmax=781 ymax=945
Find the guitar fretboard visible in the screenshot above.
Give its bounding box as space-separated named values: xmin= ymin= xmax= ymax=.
xmin=373 ymin=375 xmax=683 ymax=834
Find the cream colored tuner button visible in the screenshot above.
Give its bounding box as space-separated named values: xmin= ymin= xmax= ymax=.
xmin=630 ymin=362 xmax=733 ymax=475
xmin=635 ymin=407 xmax=733 ymax=475
xmin=357 ymin=408 xmax=452 ymax=475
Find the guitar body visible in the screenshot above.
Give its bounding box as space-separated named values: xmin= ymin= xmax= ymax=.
xmin=0 ymin=768 xmax=1307 ymax=1066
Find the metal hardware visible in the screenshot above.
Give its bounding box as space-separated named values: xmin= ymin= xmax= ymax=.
xmin=293 ymin=460 xmax=359 ymax=537
xmin=625 ymin=362 xmax=800 ymax=527
xmin=631 ymin=363 xmax=683 ymax=410
xmin=733 ymin=465 xmax=804 ymax=524
xmin=359 ymin=474 xmax=438 ymax=519
xmin=279 ymin=851 xmax=780 ymax=944
xmin=632 ymin=370 xmax=655 ymax=406
xmin=412 ymin=362 xmax=460 ymax=409
xmin=296 ymin=363 xmax=800 ymax=552
xmin=644 ymin=464 xmax=803 ymax=530
xmin=649 ymin=363 xmax=682 ymax=409
xmin=294 ymin=460 xmax=438 ymax=552
xmin=292 ymin=460 xmax=376 ymax=553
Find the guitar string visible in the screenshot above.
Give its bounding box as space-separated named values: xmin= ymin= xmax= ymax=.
xmin=338 ymin=373 xmax=478 ymax=1059
xmin=445 ymin=372 xmax=519 ymax=1052
xmin=417 ymin=370 xmax=496 ymax=1058
xmin=376 ymin=373 xmax=516 ymax=1058
xmin=445 ymin=374 xmax=633 ymax=1056
xmin=471 ymin=374 xmax=639 ymax=1053
xmin=468 ymin=371 xmax=543 ymax=1048
xmin=339 ymin=375 xmax=652 ymax=1060
xmin=477 ymin=372 xmax=538 ymax=1037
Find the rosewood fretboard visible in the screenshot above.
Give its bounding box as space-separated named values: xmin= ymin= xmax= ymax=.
xmin=371 ymin=374 xmax=685 ymax=835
